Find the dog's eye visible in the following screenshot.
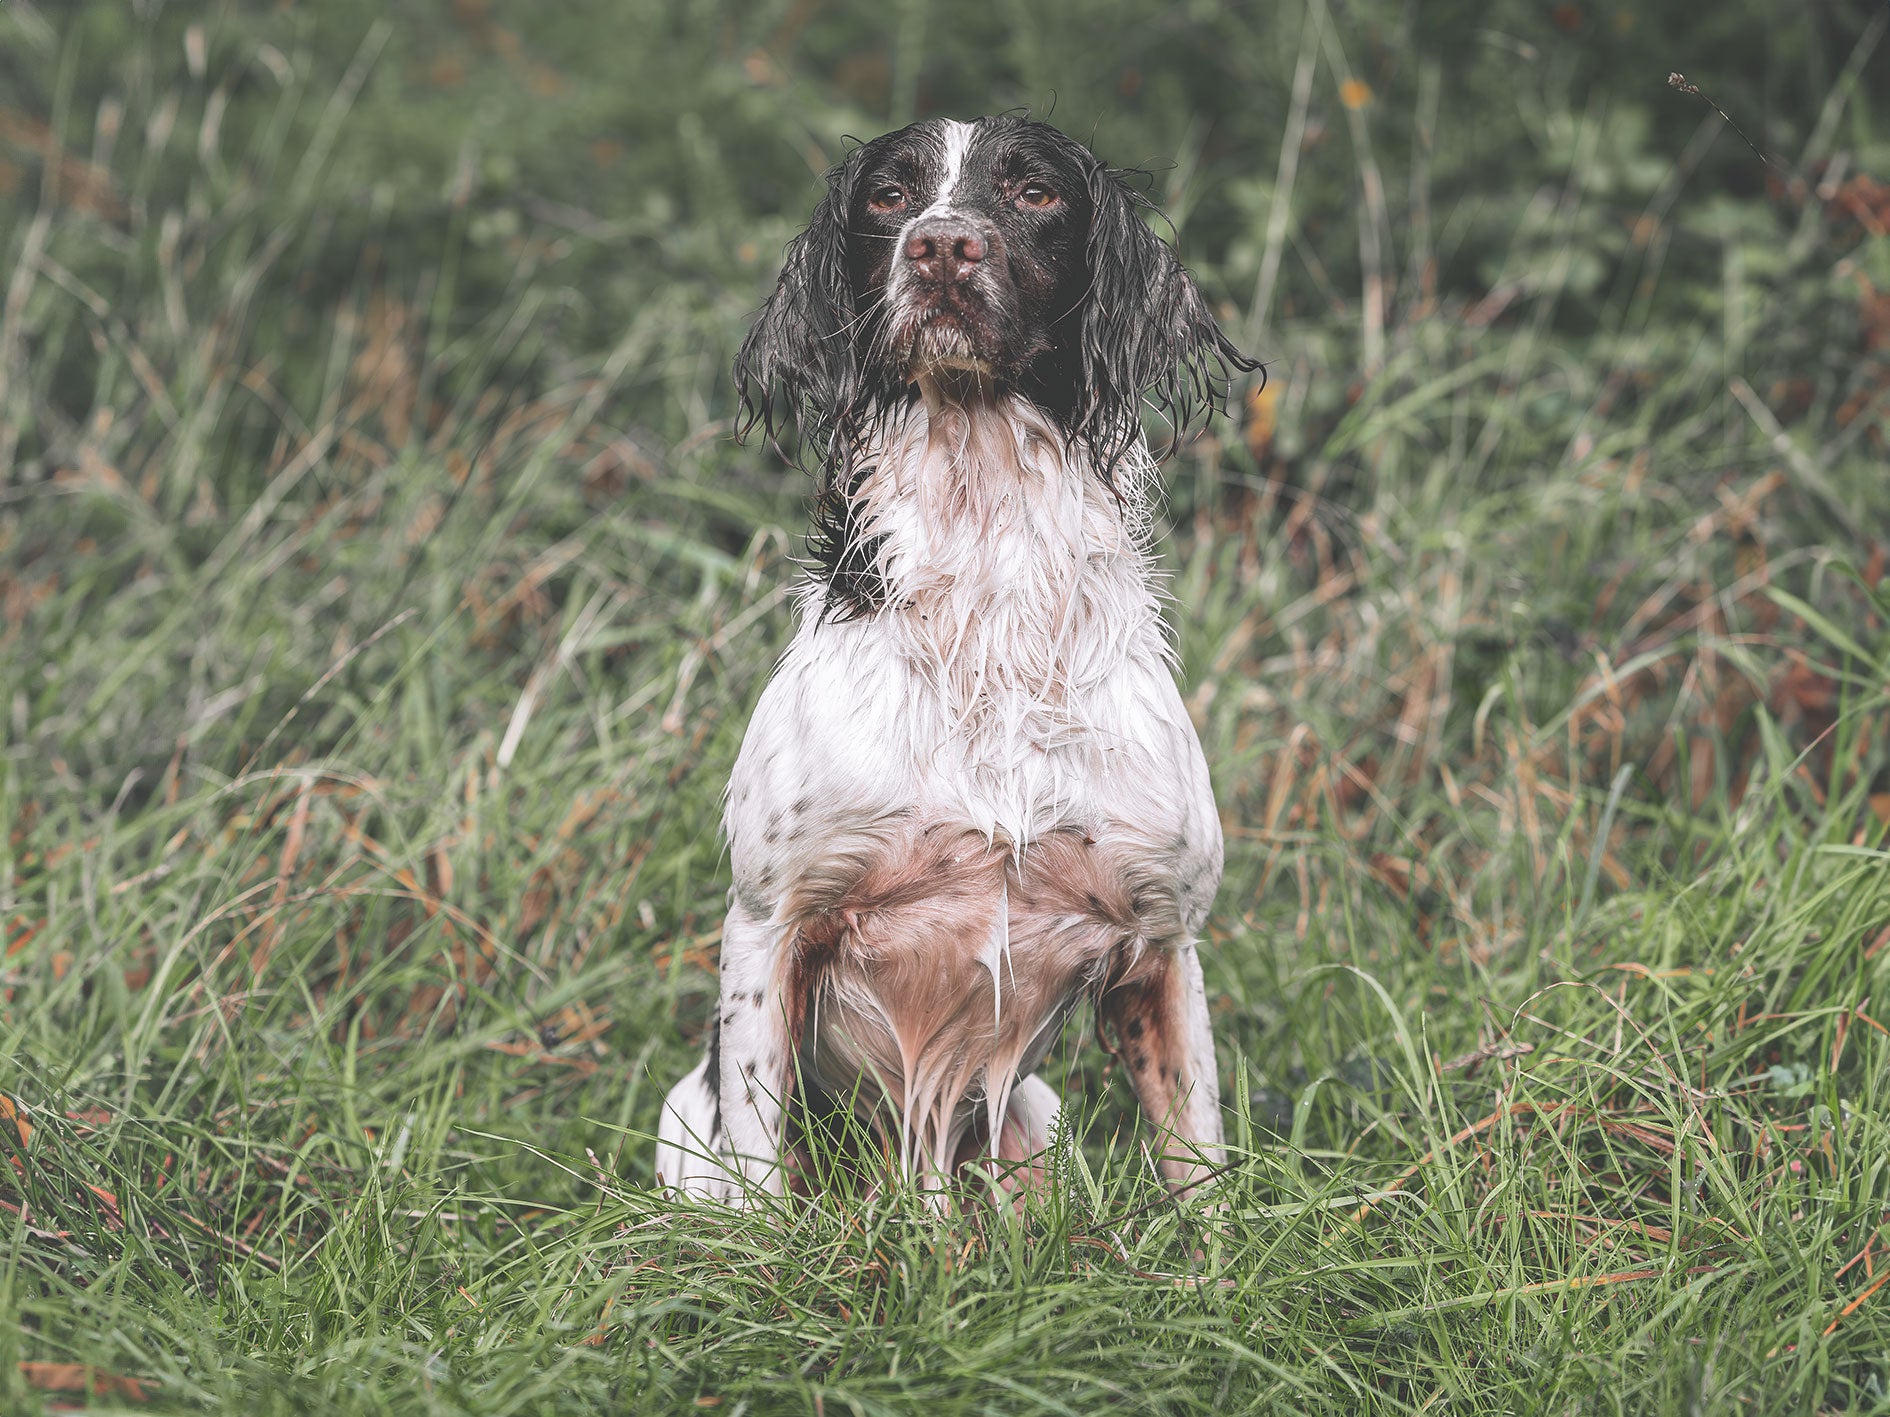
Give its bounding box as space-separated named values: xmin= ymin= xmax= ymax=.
xmin=1017 ymin=184 xmax=1058 ymax=208
xmin=869 ymin=185 xmax=907 ymax=212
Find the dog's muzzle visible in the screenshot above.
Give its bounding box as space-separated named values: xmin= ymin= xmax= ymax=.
xmin=893 ymin=213 xmax=1005 ymax=368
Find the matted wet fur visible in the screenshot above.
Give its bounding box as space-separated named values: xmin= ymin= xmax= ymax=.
xmin=657 ymin=115 xmax=1256 ymax=1206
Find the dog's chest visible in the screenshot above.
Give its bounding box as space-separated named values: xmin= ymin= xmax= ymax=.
xmin=847 ymin=501 xmax=1157 ymax=841
xmin=729 ymin=401 xmax=1219 ymax=915
xmin=731 ymin=408 xmax=1202 ymax=868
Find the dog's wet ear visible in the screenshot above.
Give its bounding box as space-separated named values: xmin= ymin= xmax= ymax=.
xmin=1075 ymin=164 xmax=1258 ymax=469
xmin=734 ymin=152 xmax=862 ymax=467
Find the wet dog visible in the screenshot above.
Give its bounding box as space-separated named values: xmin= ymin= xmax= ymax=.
xmin=657 ymin=116 xmax=1254 ymax=1203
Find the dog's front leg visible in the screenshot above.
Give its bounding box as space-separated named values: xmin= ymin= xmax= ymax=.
xmin=708 ymin=900 xmax=796 ymax=1202
xmin=1101 ymin=939 xmax=1224 ymax=1195
xmin=658 ymin=900 xmax=794 ymax=1204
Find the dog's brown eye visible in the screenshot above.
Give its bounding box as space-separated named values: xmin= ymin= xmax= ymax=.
xmin=870 ymin=185 xmax=907 ymax=211
xmin=1017 ymin=184 xmax=1057 ymax=208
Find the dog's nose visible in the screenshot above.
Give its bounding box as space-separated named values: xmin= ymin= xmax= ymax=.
xmin=903 ymin=218 xmax=988 ymax=283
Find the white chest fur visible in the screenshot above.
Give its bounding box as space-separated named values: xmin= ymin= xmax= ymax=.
xmin=729 ymin=390 xmax=1217 ymax=888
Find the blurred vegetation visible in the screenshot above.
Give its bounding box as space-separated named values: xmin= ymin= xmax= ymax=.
xmin=3 ymin=1 xmax=1890 ymax=1412
xmin=5 ymin=0 xmax=1888 ymax=800
xmin=9 ymin=0 xmax=1890 ymax=460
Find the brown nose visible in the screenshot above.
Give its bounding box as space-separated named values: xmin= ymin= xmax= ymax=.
xmin=903 ymin=217 xmax=988 ymax=283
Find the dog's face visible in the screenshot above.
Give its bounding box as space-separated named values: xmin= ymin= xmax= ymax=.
xmin=844 ymin=120 xmax=1095 ymax=386
xmin=735 ymin=116 xmax=1255 ymax=472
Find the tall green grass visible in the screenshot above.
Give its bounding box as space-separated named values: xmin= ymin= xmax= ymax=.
xmin=2 ymin=2 xmax=1888 ymax=1412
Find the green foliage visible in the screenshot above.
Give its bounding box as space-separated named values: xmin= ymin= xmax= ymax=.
xmin=2 ymin=0 xmax=1889 ymax=1412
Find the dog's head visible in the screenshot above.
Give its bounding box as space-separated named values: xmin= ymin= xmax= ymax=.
xmin=735 ymin=116 xmax=1256 ymax=474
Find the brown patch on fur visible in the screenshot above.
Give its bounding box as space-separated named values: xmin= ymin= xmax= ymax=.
xmin=780 ymin=823 xmax=1139 ymax=1184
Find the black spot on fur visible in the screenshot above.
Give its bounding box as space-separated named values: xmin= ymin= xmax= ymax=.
xmin=704 ymin=1018 xmax=723 ymax=1135
xmin=806 ymin=451 xmax=894 ymax=617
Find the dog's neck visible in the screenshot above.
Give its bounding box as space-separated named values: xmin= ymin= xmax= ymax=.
xmin=912 ymin=363 xmax=999 ymax=405
xmin=840 ymin=384 xmax=1166 ymax=730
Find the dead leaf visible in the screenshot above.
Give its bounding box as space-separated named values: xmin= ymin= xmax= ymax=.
xmin=1245 ymin=381 xmax=1279 ymax=462
xmin=85 ymin=1183 xmax=124 ymax=1231
xmin=0 ymin=1094 xmax=30 ymax=1146
xmin=18 ymin=1362 xmax=150 ymax=1402
xmin=1827 ymin=173 xmax=1890 ymax=241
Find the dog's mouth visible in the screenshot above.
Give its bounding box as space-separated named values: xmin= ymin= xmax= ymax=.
xmin=894 ymin=295 xmax=997 ymax=373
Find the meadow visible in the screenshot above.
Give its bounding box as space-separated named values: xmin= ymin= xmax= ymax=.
xmin=3 ymin=1 xmax=1889 ymax=1411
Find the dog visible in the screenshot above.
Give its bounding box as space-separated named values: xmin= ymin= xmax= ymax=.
xmin=657 ymin=116 xmax=1255 ymax=1204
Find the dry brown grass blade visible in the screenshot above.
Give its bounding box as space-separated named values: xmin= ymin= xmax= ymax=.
xmin=1350 ymin=1102 xmax=1566 ymax=1226
xmin=1462 ymin=1266 xmax=1663 ymax=1302
xmin=1066 ymin=1233 xmax=1238 ymax=1290
xmin=6 ymin=916 xmax=44 ymax=957
xmin=484 ymin=1040 xmax=601 ymax=1076
xmin=1526 ymin=1210 xmax=1674 ymax=1244
xmin=1832 ymin=1007 xmax=1854 ymax=1072
xmin=1439 ymin=1040 xmax=1534 ymax=1075
xmin=0 ymin=109 xmax=125 ymax=217
xmin=84 ymin=1182 xmax=124 ymax=1232
xmin=250 ymin=776 xmax=315 ymax=983
xmin=173 ymin=1209 xmax=283 ymax=1271
xmin=1822 ymin=1269 xmax=1890 ymax=1337
xmin=1834 ymin=1232 xmax=1881 ymax=1281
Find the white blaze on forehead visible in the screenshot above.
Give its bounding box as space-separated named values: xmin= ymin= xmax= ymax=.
xmin=927 ymin=120 xmax=976 ymax=213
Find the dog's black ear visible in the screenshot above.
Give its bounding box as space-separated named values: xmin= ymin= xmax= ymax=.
xmin=1075 ymin=165 xmax=1258 ymax=469
xmin=734 ymin=153 xmax=862 ymax=468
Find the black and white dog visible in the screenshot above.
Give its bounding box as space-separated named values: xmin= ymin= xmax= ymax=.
xmin=657 ymin=116 xmax=1254 ymax=1203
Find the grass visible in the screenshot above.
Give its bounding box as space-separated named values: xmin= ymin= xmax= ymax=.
xmin=3 ymin=1 xmax=1890 ymax=1412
